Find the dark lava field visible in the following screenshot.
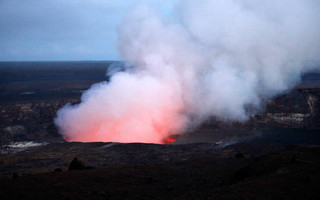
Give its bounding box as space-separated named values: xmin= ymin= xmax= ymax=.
xmin=1 ymin=62 xmax=320 ymax=199
xmin=1 ymin=142 xmax=320 ymax=200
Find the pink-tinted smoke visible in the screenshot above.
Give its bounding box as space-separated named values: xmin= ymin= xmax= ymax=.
xmin=55 ymin=0 xmax=320 ymax=144
xmin=55 ymin=72 xmax=188 ymax=144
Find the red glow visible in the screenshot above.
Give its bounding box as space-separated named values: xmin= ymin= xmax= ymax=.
xmin=60 ymin=94 xmax=185 ymax=144
xmin=162 ymin=135 xmax=179 ymax=144
xmin=56 ymin=74 xmax=187 ymax=144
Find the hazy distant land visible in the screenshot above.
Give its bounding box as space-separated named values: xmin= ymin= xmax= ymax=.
xmin=1 ymin=61 xmax=320 ymax=104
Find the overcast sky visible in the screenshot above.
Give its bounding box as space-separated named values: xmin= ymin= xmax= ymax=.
xmin=0 ymin=0 xmax=176 ymax=61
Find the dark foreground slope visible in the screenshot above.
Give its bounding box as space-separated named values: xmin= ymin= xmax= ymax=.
xmin=0 ymin=142 xmax=320 ymax=200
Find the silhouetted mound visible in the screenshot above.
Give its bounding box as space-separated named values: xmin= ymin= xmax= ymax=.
xmin=54 ymin=168 xmax=62 ymax=172
xmin=68 ymin=157 xmax=94 ymax=170
xmin=234 ymin=152 xmax=245 ymax=158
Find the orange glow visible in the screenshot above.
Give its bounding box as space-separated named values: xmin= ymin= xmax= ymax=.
xmin=163 ymin=135 xmax=179 ymax=144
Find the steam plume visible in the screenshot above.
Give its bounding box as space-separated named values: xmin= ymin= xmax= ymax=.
xmin=55 ymin=0 xmax=320 ymax=144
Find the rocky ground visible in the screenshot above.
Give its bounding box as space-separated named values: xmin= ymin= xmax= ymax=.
xmin=0 ymin=142 xmax=319 ymax=199
xmin=0 ymin=99 xmax=78 ymax=145
xmin=1 ymin=86 xmax=320 ymax=145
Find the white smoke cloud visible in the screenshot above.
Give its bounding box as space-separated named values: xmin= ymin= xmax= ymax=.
xmin=55 ymin=0 xmax=320 ymax=143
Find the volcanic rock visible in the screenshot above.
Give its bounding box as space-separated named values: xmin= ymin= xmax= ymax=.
xmin=68 ymin=157 xmax=94 ymax=171
xmin=0 ymin=142 xmax=319 ymax=200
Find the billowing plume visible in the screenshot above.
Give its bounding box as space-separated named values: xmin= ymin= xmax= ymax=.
xmin=55 ymin=0 xmax=320 ymax=143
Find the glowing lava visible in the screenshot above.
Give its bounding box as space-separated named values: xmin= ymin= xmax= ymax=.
xmin=163 ymin=135 xmax=179 ymax=144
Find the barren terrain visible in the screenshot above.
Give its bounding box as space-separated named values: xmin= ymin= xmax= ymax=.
xmin=1 ymin=62 xmax=320 ymax=199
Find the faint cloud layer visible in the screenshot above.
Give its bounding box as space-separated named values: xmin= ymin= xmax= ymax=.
xmin=0 ymin=0 xmax=176 ymax=61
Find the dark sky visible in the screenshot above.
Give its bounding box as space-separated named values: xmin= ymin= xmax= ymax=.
xmin=0 ymin=0 xmax=175 ymax=61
